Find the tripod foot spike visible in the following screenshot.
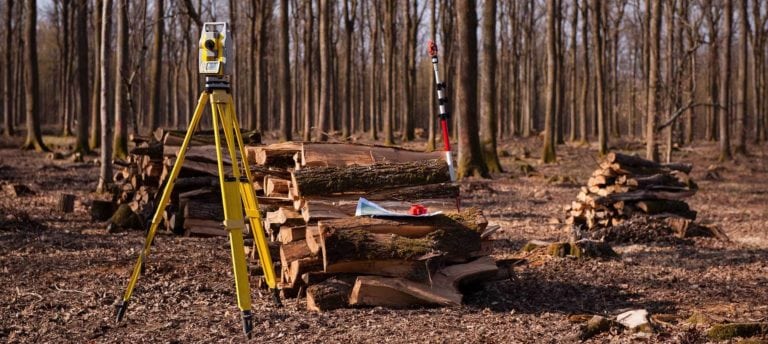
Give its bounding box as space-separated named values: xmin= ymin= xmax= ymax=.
xmin=115 ymin=300 xmax=129 ymax=323
xmin=241 ymin=310 xmax=253 ymax=338
xmin=271 ymin=288 xmax=282 ymax=308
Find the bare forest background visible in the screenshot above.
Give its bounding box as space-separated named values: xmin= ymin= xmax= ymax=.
xmin=1 ymin=0 xmax=767 ymax=182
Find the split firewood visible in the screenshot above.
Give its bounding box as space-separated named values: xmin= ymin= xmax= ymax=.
xmin=348 ymin=276 xmax=462 ymax=308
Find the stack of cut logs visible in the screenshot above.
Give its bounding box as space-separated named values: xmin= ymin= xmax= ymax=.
xmin=249 ymin=142 xmax=499 ymax=311
xmin=565 ymin=152 xmax=698 ymax=230
xmin=109 ymin=137 xmax=500 ymax=310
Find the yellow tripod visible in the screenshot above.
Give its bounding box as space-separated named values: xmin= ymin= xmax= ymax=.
xmin=115 ymin=77 xmax=280 ymax=336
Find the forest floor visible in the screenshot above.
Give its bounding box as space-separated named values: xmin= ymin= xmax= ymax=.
xmin=1 ymin=135 xmax=767 ymax=343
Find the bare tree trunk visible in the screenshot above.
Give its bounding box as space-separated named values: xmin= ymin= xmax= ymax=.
xmin=426 ymin=0 xmax=437 ymax=151
xmin=147 ymin=0 xmax=163 ymax=134
xmin=90 ymin=0 xmax=103 ymax=149
xmin=318 ymin=0 xmax=331 ymax=141
xmin=279 ymin=0 xmax=292 ymax=141
xmin=369 ymin=3 xmax=379 ymax=141
xmin=61 ymin=0 xmax=72 ymax=137
xmin=456 ymin=0 xmax=489 ymax=179
xmin=719 ymin=0 xmax=733 ymax=161
xmin=591 ymin=0 xmax=607 ymax=155
xmin=481 ymin=0 xmax=502 ymax=170
xmin=579 ymin=2 xmax=589 ymax=143
xmin=542 ymin=0 xmax=557 ymax=163
xmin=734 ymin=0 xmax=748 ymax=154
xmin=97 ymin=0 xmax=113 ymax=193
xmin=113 ymin=0 xmax=129 ymax=159
xmin=382 ymin=0 xmax=396 ymax=145
xmin=302 ymin=1 xmax=314 ymax=141
xmin=74 ymin=0 xmax=90 ymax=154
xmin=704 ymin=0 xmax=719 ymax=142
xmin=569 ymin=0 xmax=578 ymax=142
xmin=22 ymin=0 xmax=48 ymax=152
xmin=342 ymin=0 xmax=357 ymax=139
xmin=2 ymin=0 xmax=14 ymax=137
xmin=646 ymin=0 xmax=661 ymax=161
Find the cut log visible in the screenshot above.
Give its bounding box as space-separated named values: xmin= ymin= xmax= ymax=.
xmin=278 ymin=225 xmax=307 ymax=244
xmin=606 ymin=152 xmax=693 ymax=174
xmin=430 ymin=256 xmax=498 ymax=292
xmin=306 ymin=277 xmax=354 ymax=312
xmin=305 ymin=227 xmax=322 ymax=255
xmin=325 ymin=260 xmax=431 ymax=281
xmin=348 ymin=276 xmax=462 ymax=307
xmin=109 ymin=204 xmax=144 ymax=230
xmin=604 ymin=189 xmax=697 ymax=202
xmin=265 ymin=207 xmax=305 ymax=228
xmin=57 ymin=194 xmax=76 ymax=213
xmin=264 ymin=177 xmax=291 ymax=197
xmin=285 ymin=256 xmax=323 ymax=287
xmin=301 ymin=203 xmax=350 ymax=223
xmin=635 ymin=200 xmax=695 ymax=219
xmin=292 ymin=159 xmax=451 ymax=197
xmin=184 ymin=199 xmax=224 ymax=222
xmin=183 ymin=218 xmax=226 ymax=237
xmin=279 ymin=240 xmax=314 ymax=268
xmin=318 ymin=208 xmax=488 ymax=239
xmin=299 ymin=142 xmax=444 ymax=167
xmin=90 ymin=200 xmax=116 ymax=221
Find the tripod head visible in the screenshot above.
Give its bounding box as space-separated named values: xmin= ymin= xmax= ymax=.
xmin=199 ymin=22 xmax=232 ymax=76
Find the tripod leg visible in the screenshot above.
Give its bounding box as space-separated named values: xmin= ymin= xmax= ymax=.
xmin=115 ymin=92 xmax=208 ymax=323
xmin=211 ymin=94 xmax=255 ymax=337
xmin=224 ymin=101 xmax=281 ymax=304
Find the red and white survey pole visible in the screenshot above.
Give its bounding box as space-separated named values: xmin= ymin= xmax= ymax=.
xmin=427 ymin=40 xmax=456 ymax=181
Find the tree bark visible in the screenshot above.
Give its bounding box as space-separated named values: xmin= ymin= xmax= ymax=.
xmin=2 ymin=0 xmax=14 ymax=137
xmin=704 ymin=0 xmax=719 ymax=142
xmin=318 ymin=0 xmax=331 ymax=141
xmin=543 ymin=0 xmax=557 ymax=163
xmin=591 ymin=0 xmax=607 ymax=155
xmin=292 ymin=159 xmax=451 ymax=196
xmin=113 ymin=0 xmax=129 ymax=159
xmin=147 ymin=0 xmax=164 ymax=134
xmin=579 ymin=3 xmax=589 ymax=143
xmin=426 ymin=0 xmax=437 ymax=151
xmin=734 ymin=0 xmax=748 ymax=154
xmin=646 ymin=0 xmax=662 ymax=161
xmin=279 ymin=0 xmax=292 ymax=141
xmin=481 ymin=0 xmax=502 ymax=171
xmin=382 ymin=0 xmax=396 ymax=145
xmin=569 ymin=0 xmax=578 ymax=142
xmin=302 ymin=2 xmax=314 ymax=141
xmin=73 ymin=0 xmax=90 ymax=154
xmin=97 ymin=0 xmax=113 ymax=193
xmin=22 ymin=0 xmax=48 ymax=152
xmin=455 ymin=0 xmax=489 ymax=179
xmin=719 ymin=0 xmax=733 ymax=161
xmin=89 ymin=0 xmax=103 ymax=150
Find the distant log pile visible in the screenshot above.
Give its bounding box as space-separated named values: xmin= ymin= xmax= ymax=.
xmin=104 ymin=136 xmax=499 ymax=309
xmin=565 ymin=152 xmax=698 ymax=230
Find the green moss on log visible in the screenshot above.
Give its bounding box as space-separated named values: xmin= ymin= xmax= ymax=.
xmin=707 ymin=323 xmax=768 ymax=341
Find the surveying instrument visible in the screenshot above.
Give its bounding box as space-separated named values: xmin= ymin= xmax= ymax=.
xmin=115 ymin=22 xmax=280 ymax=336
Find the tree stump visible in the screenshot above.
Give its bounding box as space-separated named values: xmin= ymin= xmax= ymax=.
xmin=90 ymin=200 xmax=116 ymax=221
xmin=57 ymin=194 xmax=76 ymax=213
